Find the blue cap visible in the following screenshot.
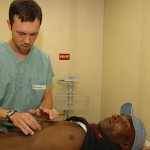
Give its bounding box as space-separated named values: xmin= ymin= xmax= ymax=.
xmin=120 ymin=102 xmax=146 ymax=150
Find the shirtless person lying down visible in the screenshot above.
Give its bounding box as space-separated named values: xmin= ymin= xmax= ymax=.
xmin=0 ymin=102 xmax=147 ymax=150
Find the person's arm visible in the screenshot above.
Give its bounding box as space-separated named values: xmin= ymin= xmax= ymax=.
xmin=0 ymin=107 xmax=41 ymax=135
xmin=29 ymin=86 xmax=59 ymax=119
xmin=0 ymin=107 xmax=9 ymax=120
xmin=40 ymin=86 xmax=53 ymax=109
xmin=141 ymin=146 xmax=150 ymax=150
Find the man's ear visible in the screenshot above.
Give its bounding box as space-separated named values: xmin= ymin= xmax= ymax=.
xmin=120 ymin=141 xmax=132 ymax=150
xmin=7 ymin=20 xmax=12 ymax=31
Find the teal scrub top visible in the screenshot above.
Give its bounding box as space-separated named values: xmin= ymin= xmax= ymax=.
xmin=0 ymin=41 xmax=54 ymax=112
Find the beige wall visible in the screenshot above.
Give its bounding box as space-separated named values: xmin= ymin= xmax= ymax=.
xmin=102 ymin=0 xmax=150 ymax=140
xmin=0 ymin=0 xmax=103 ymax=122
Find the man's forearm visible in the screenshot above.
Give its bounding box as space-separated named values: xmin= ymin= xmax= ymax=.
xmin=40 ymin=86 xmax=53 ymax=109
xmin=0 ymin=107 xmax=8 ymax=120
xmin=40 ymin=98 xmax=53 ymax=109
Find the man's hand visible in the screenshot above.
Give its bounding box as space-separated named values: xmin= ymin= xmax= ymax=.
xmin=10 ymin=112 xmax=41 ymax=135
xmin=142 ymin=146 xmax=150 ymax=150
xmin=29 ymin=107 xmax=59 ymax=120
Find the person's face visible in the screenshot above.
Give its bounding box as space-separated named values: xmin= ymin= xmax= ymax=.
xmin=7 ymin=15 xmax=40 ymax=55
xmin=98 ymin=115 xmax=135 ymax=147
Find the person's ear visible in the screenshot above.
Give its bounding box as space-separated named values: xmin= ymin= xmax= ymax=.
xmin=7 ymin=20 xmax=12 ymax=31
xmin=120 ymin=141 xmax=132 ymax=150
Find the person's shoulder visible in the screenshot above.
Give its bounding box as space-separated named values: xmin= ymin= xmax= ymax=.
xmin=0 ymin=41 xmax=7 ymax=48
xmin=31 ymin=45 xmax=52 ymax=65
xmin=32 ymin=45 xmax=50 ymax=59
xmin=0 ymin=41 xmax=9 ymax=53
xmin=0 ymin=41 xmax=5 ymax=44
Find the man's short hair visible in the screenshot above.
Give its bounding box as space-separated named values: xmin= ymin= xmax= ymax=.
xmin=9 ymin=0 xmax=42 ymax=26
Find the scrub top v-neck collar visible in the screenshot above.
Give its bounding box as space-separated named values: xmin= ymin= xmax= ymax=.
xmin=4 ymin=41 xmax=34 ymax=64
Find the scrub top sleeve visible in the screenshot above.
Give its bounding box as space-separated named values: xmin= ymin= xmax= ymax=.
xmin=46 ymin=56 xmax=54 ymax=87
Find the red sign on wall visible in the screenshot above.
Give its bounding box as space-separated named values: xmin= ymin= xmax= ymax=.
xmin=59 ymin=53 xmax=70 ymax=60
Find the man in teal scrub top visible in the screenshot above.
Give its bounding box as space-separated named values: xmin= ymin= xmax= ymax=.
xmin=0 ymin=0 xmax=58 ymax=135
